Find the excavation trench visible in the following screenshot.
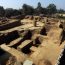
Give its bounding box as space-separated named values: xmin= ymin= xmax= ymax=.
xmin=11 ymin=30 xmax=32 ymax=49
xmin=59 ymin=48 xmax=65 ymax=65
xmin=60 ymin=30 xmax=65 ymax=44
xmin=0 ymin=30 xmax=20 ymax=45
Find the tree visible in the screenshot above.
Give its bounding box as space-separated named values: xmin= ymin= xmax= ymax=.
xmin=47 ymin=4 xmax=57 ymax=14
xmin=58 ymin=9 xmax=65 ymax=13
xmin=13 ymin=9 xmax=21 ymax=16
xmin=19 ymin=9 xmax=23 ymax=14
xmin=5 ymin=8 xmax=14 ymax=17
xmin=36 ymin=2 xmax=43 ymax=15
xmin=38 ymin=2 xmax=41 ymax=8
xmin=5 ymin=8 xmax=22 ymax=17
xmin=22 ymin=4 xmax=34 ymax=15
xmin=0 ymin=6 xmax=5 ymax=17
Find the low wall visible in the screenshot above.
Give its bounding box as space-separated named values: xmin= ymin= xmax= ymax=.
xmin=0 ymin=20 xmax=22 ymax=31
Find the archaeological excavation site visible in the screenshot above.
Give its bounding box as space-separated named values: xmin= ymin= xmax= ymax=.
xmin=0 ymin=15 xmax=65 ymax=65
xmin=0 ymin=1 xmax=65 ymax=65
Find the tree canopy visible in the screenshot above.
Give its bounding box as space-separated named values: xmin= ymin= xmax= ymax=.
xmin=0 ymin=6 xmax=5 ymax=17
xmin=47 ymin=4 xmax=57 ymax=14
xmin=22 ymin=4 xmax=34 ymax=15
xmin=0 ymin=2 xmax=65 ymax=17
xmin=35 ymin=2 xmax=43 ymax=15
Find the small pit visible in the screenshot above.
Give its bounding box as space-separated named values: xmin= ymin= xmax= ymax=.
xmin=40 ymin=27 xmax=47 ymax=35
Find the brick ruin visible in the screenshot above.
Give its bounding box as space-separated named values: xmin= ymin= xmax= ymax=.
xmin=0 ymin=17 xmax=65 ymax=65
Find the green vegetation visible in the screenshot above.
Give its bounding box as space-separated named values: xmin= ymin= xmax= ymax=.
xmin=0 ymin=2 xmax=65 ymax=17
